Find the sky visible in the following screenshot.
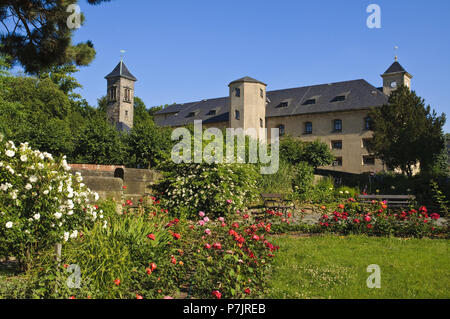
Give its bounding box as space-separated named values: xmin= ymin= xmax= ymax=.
xmin=68 ymin=0 xmax=449 ymax=132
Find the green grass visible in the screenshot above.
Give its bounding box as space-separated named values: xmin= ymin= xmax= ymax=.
xmin=266 ymin=234 xmax=450 ymax=299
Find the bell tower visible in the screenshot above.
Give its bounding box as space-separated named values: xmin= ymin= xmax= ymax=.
xmin=105 ymin=59 xmax=137 ymax=131
xmin=381 ymin=57 xmax=412 ymax=96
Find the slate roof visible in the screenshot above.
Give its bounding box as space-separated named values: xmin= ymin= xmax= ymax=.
xmin=154 ymin=79 xmax=388 ymax=127
xmin=105 ymin=61 xmax=137 ymax=81
xmin=229 ymin=76 xmax=267 ymax=86
xmin=383 ymin=61 xmax=406 ymax=74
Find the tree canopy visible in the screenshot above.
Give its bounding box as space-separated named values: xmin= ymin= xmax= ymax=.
xmin=368 ymin=85 xmax=446 ymax=177
xmin=0 ymin=0 xmax=111 ymax=73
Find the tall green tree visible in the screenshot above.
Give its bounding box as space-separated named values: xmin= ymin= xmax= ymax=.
xmin=279 ymin=136 xmax=334 ymax=168
xmin=0 ymin=0 xmax=111 ymax=73
xmin=368 ymin=86 xmax=446 ymax=177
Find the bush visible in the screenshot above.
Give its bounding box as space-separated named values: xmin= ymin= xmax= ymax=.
xmin=258 ymin=159 xmax=295 ymax=195
xmin=292 ymin=162 xmax=314 ymax=200
xmin=178 ymin=208 xmax=285 ymax=299
xmin=27 ymin=198 xmax=182 ymax=299
xmin=0 ymin=137 xmax=99 ymax=269
xmin=155 ymin=161 xmax=261 ymax=219
xmin=317 ymin=199 xmax=444 ymax=238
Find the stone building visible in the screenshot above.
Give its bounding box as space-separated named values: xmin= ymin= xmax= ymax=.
xmin=105 ymin=60 xmax=137 ymax=131
xmin=152 ymin=59 xmax=413 ymax=174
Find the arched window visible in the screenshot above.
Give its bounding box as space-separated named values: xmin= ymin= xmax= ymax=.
xmin=235 ymin=110 xmax=240 ymax=120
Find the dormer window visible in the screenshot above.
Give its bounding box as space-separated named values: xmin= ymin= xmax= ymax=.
xmin=206 ymin=109 xmax=217 ymax=116
xmin=235 ymin=88 xmax=241 ymax=97
xmin=186 ymin=112 xmax=196 ymax=118
xmin=276 ymin=102 xmax=288 ymax=108
xmin=302 ymin=99 xmax=316 ymax=105
xmin=331 ymin=95 xmax=346 ymax=102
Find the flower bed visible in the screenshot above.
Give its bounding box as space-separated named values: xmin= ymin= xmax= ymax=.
xmin=317 ymin=198 xmax=444 ymax=238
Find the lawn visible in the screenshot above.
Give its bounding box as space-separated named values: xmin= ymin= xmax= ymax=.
xmin=266 ymin=234 xmax=450 ymax=299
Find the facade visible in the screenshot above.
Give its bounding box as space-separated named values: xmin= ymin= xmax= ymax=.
xmin=105 ymin=61 xmax=137 ymax=131
xmin=152 ymin=60 xmax=413 ymax=174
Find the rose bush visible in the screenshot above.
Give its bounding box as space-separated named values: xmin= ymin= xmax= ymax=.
xmin=318 ymin=198 xmax=443 ymax=238
xmin=0 ymin=136 xmax=100 ymax=269
xmin=155 ymin=161 xmax=260 ymax=219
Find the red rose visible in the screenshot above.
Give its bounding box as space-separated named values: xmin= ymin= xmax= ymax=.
xmin=212 ymin=290 xmax=222 ymax=299
xmin=114 ymin=278 xmax=121 ymax=286
xmin=338 ymin=204 xmax=345 ymax=209
xmin=136 ymin=294 xmax=143 ymax=299
xmin=244 ymin=288 xmax=251 ymax=295
xmin=367 ymin=224 xmax=373 ymax=229
xmin=146 ymin=267 xmax=152 ymax=275
xmin=150 ymin=263 xmax=157 ymax=271
xmin=204 ymin=243 xmax=211 ymax=249
xmin=173 ymin=233 xmax=181 ymax=240
xmin=147 ymin=233 xmax=155 ymax=240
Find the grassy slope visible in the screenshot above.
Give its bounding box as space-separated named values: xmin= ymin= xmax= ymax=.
xmin=266 ymin=234 xmax=450 ymax=299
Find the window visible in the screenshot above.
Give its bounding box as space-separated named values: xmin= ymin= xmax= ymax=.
xmin=186 ymin=112 xmax=196 ymax=118
xmin=235 ymin=110 xmax=240 ymax=120
xmin=206 ymin=109 xmax=217 ymax=116
xmin=278 ymin=124 xmax=285 ymax=136
xmin=331 ymin=95 xmax=346 ymax=102
xmin=304 ymin=122 xmax=312 ymax=134
xmin=124 ymin=88 xmax=131 ymax=102
xmin=333 ymin=119 xmax=342 ymax=132
xmin=260 ymin=118 xmax=264 ymax=128
xmin=333 ymin=157 xmax=343 ymax=166
xmin=302 ymin=99 xmax=316 ymax=105
xmin=125 ymin=110 xmax=128 ymax=117
xmin=363 ymin=156 xmax=375 ymax=165
xmin=364 ymin=116 xmax=373 ymax=130
xmin=260 ymin=88 xmax=264 ymax=98
xmin=276 ymin=102 xmax=288 ymax=108
xmin=108 ymin=87 xmax=117 ymax=101
xmin=331 ymin=140 xmax=342 ymax=150
xmin=235 ymin=88 xmax=241 ymax=97
xmin=362 ymin=138 xmax=372 ymax=148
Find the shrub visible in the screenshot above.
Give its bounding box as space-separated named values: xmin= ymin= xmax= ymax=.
xmin=317 ymin=199 xmax=444 ymax=238
xmin=155 ymin=161 xmax=260 ymax=219
xmin=258 ymin=159 xmax=295 ymax=195
xmin=178 ymin=208 xmax=286 ymax=299
xmin=0 ymin=137 xmax=99 ymax=269
xmin=292 ymin=162 xmax=314 ymax=201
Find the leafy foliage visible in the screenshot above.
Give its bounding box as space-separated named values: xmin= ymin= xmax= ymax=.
xmin=280 ymin=136 xmax=334 ymax=168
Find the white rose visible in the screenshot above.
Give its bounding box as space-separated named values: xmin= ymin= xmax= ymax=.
xmin=63 ymin=232 xmax=70 ymax=242
xmin=54 ymin=212 xmax=62 ymax=219
xmin=20 ymin=155 xmax=27 ymax=162
xmin=5 ymin=150 xmax=15 ymax=157
xmin=5 ymin=221 xmax=13 ymax=228
xmin=33 ymin=213 xmax=40 ymax=220
xmin=29 ymin=176 xmax=38 ymax=183
xmin=25 ymin=184 xmax=32 ymax=190
xmin=43 ymin=190 xmax=49 ymax=195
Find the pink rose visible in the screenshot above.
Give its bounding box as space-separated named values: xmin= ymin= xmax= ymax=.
xmin=199 ymin=211 xmax=205 ymax=217
xmin=205 ymin=228 xmax=211 ymax=235
xmin=218 ymin=217 xmax=225 ymax=222
xmin=198 ymin=220 xmax=205 ymax=226
xmin=203 ymin=216 xmax=209 ymax=222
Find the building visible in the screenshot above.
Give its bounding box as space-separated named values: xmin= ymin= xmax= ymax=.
xmin=105 ymin=60 xmax=137 ymax=131
xmin=105 ymin=58 xmax=413 ymax=175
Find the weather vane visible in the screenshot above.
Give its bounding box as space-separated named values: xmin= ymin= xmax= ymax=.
xmin=394 ymin=46 xmax=398 ymax=61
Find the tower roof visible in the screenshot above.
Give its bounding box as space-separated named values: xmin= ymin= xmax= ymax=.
xmin=105 ymin=61 xmax=137 ymax=81
xmin=228 ymin=76 xmax=267 ymax=86
xmin=383 ymin=61 xmax=406 ymax=74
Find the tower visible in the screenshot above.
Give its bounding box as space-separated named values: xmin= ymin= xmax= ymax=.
xmin=228 ymin=76 xmax=267 ymax=138
xmin=105 ymin=60 xmax=137 ymax=131
xmin=381 ymin=57 xmax=412 ymax=96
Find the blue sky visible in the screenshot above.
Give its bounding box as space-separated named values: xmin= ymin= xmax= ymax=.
xmin=70 ymin=0 xmax=449 ymax=132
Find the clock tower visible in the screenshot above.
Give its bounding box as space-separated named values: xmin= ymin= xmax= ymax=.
xmin=381 ymin=57 xmax=412 ymax=96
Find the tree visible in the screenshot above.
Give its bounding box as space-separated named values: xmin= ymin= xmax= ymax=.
xmin=368 ymin=86 xmax=446 ymax=177
xmin=0 ymin=0 xmax=111 ymax=74
xmin=279 ymin=136 xmax=334 ymax=168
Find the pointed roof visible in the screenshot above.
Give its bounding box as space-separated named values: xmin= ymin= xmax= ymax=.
xmin=105 ymin=61 xmax=137 ymax=81
xmin=228 ymin=76 xmax=267 ymax=86
xmin=383 ymin=61 xmax=406 ymax=74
